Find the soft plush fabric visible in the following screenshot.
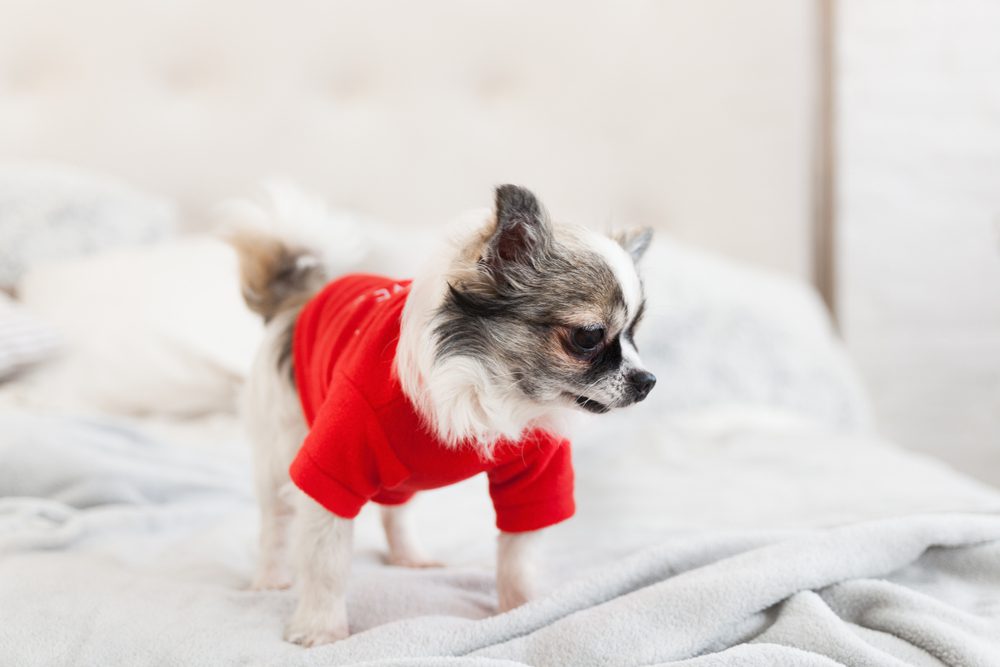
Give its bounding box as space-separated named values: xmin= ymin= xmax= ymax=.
xmin=0 ymin=292 xmax=60 ymax=381
xmin=292 ymin=274 xmax=574 ymax=532
xmin=1 ymin=413 xmax=999 ymax=666
xmin=0 ymin=163 xmax=176 ymax=288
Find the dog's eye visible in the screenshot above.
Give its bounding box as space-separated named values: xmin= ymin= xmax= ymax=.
xmin=571 ymin=326 xmax=605 ymax=351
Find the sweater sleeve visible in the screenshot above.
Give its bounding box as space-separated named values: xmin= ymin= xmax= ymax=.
xmin=289 ymin=374 xmax=409 ymax=519
xmin=487 ymin=433 xmax=575 ymax=533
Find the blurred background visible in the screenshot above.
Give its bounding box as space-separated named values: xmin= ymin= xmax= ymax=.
xmin=0 ymin=0 xmax=997 ymax=485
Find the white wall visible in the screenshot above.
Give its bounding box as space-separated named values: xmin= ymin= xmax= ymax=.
xmin=838 ymin=0 xmax=1000 ymax=485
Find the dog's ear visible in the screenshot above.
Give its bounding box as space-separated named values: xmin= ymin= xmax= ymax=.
xmin=485 ymin=185 xmax=553 ymax=269
xmin=612 ymin=226 xmax=653 ymax=262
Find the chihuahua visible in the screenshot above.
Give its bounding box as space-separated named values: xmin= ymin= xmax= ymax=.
xmin=231 ymin=185 xmax=655 ymax=646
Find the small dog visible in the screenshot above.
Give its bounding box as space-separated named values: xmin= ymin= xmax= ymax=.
xmin=231 ymin=185 xmax=655 ymax=646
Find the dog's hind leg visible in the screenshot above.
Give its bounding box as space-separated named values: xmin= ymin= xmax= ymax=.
xmin=245 ymin=310 xmax=307 ymax=591
xmin=380 ymin=502 xmax=442 ymax=568
xmin=250 ymin=476 xmax=295 ymax=590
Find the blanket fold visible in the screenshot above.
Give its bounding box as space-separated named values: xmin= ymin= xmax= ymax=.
xmin=1 ymin=414 xmax=999 ymax=666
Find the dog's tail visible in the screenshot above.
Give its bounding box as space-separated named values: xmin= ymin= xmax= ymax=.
xmin=220 ymin=184 xmax=369 ymax=322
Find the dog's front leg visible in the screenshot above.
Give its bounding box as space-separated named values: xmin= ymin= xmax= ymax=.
xmin=496 ymin=530 xmax=542 ymax=612
xmin=284 ymin=490 xmax=353 ymax=646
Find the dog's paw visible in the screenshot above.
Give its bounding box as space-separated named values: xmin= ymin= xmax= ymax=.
xmin=497 ymin=584 xmax=534 ymax=613
xmin=386 ymin=553 xmax=444 ymax=569
xmin=250 ymin=569 xmax=292 ymax=591
xmin=283 ymin=616 xmax=349 ymax=647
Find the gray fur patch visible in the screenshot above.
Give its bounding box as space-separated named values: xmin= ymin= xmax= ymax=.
xmin=434 ymin=185 xmax=647 ymax=408
xmin=275 ymin=307 xmax=303 ymax=388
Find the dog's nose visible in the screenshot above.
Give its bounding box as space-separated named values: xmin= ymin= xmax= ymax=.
xmin=629 ymin=370 xmax=657 ymax=401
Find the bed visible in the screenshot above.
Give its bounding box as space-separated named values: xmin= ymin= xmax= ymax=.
xmin=1 ymin=175 xmax=999 ymax=666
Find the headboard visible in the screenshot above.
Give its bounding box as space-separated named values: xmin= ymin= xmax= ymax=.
xmin=0 ymin=0 xmax=825 ymax=285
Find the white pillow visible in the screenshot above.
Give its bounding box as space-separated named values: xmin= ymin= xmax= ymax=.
xmin=15 ymin=238 xmax=262 ymax=416
xmin=635 ymin=239 xmax=872 ymax=432
xmin=0 ymin=292 xmax=61 ymax=381
xmin=0 ymin=163 xmax=176 ymax=288
xmin=10 ymin=221 xmax=869 ymax=431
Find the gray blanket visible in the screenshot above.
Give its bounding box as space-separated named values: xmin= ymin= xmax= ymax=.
xmin=1 ymin=414 xmax=999 ymax=666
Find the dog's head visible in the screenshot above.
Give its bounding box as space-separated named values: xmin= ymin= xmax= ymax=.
xmin=397 ymin=185 xmax=654 ymax=450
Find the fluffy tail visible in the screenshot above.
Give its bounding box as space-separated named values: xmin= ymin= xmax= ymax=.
xmin=220 ymin=184 xmax=369 ymax=321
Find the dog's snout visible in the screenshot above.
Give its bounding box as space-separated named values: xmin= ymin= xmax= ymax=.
xmin=629 ymin=370 xmax=656 ymax=401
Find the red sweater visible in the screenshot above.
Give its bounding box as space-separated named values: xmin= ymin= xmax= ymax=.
xmin=289 ymin=274 xmax=575 ymax=533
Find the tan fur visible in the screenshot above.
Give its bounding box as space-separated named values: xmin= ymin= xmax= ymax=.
xmin=227 ymin=230 xmax=326 ymax=322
